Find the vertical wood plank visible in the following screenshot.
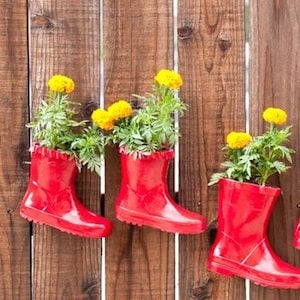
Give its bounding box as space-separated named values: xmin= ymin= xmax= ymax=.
xmin=250 ymin=1 xmax=300 ymax=299
xmin=104 ymin=1 xmax=175 ymax=299
xmin=29 ymin=1 xmax=102 ymax=298
xmin=178 ymin=0 xmax=245 ymax=299
xmin=0 ymin=1 xmax=30 ymax=299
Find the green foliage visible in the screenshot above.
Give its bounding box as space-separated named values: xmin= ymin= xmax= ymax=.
xmin=109 ymin=88 xmax=186 ymax=157
xmin=209 ymin=126 xmax=294 ymax=186
xmin=27 ymin=91 xmax=104 ymax=175
xmin=27 ymin=92 xmax=84 ymax=150
xmin=70 ymin=125 xmax=105 ymax=176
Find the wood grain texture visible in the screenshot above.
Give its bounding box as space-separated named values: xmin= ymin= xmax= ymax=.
xmin=178 ymin=1 xmax=245 ymax=299
xmin=0 ymin=1 xmax=30 ymax=299
xmin=104 ymin=1 xmax=175 ymax=299
xmin=29 ymin=1 xmax=102 ymax=298
xmin=249 ymin=1 xmax=300 ymax=299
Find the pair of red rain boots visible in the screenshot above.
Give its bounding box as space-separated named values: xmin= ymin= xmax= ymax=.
xmin=208 ymin=178 xmax=300 ymax=289
xmin=20 ymin=145 xmax=206 ymax=238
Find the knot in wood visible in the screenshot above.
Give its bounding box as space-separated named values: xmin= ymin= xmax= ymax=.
xmin=207 ymin=219 xmax=217 ymax=246
xmin=31 ymin=14 xmax=54 ymax=29
xmin=83 ymin=101 xmax=99 ymax=118
xmin=177 ymin=25 xmax=194 ymax=40
xmin=204 ymin=61 xmax=213 ymax=73
xmin=130 ymin=97 xmax=143 ymax=110
xmin=192 ymin=278 xmax=213 ymax=299
xmin=218 ymin=33 xmax=232 ymax=52
xmin=7 ymin=208 xmax=13 ymax=215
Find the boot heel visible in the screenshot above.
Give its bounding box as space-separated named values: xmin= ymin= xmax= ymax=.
xmin=208 ymin=261 xmax=234 ymax=277
xmin=115 ymin=208 xmax=144 ymax=227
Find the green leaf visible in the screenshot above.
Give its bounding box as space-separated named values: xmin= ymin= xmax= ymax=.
xmin=208 ymin=173 xmax=226 ymax=186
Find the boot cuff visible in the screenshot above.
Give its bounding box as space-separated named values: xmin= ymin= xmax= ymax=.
xmin=30 ymin=144 xmax=70 ymax=161
xmin=220 ymin=178 xmax=281 ymax=196
xmin=119 ymin=147 xmax=174 ymax=160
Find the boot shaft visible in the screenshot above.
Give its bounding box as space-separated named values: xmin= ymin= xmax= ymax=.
xmin=29 ymin=145 xmax=77 ymax=192
xmin=218 ymin=178 xmax=281 ymax=238
xmin=119 ymin=148 xmax=174 ymax=192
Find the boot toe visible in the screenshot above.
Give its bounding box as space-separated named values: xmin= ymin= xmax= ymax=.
xmin=158 ymin=204 xmax=207 ymax=234
xmin=176 ymin=212 xmax=206 ymax=233
xmin=73 ymin=211 xmax=113 ymax=238
xmin=293 ymin=221 xmax=300 ymax=249
xmin=87 ymin=218 xmax=113 ymax=238
xmin=294 ymin=236 xmax=300 ymax=249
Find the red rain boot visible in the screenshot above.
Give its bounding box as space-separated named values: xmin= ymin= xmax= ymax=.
xmin=208 ymin=178 xmax=300 ymax=289
xmin=115 ymin=148 xmax=206 ymax=234
xmin=293 ymin=220 xmax=300 ymax=249
xmin=20 ymin=145 xmax=112 ymax=238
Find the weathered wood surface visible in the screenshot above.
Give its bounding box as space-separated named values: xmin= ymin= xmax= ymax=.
xmin=249 ymin=1 xmax=300 ymax=299
xmin=29 ymin=1 xmax=102 ymax=298
xmin=178 ymin=0 xmax=246 ymax=299
xmin=104 ymin=0 xmax=175 ymax=299
xmin=2 ymin=0 xmax=300 ymax=298
xmin=0 ymin=1 xmax=30 ymax=299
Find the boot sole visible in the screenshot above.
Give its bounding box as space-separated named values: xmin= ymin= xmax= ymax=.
xmin=115 ymin=206 xmax=206 ymax=234
xmin=20 ymin=207 xmax=111 ymax=238
xmin=208 ymin=258 xmax=300 ymax=289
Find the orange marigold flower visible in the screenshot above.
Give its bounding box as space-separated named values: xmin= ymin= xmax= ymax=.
xmin=48 ymin=75 xmax=75 ymax=94
xmin=107 ymin=100 xmax=132 ymax=120
xmin=226 ymin=132 xmax=252 ymax=149
xmin=91 ymin=109 xmax=115 ymax=131
xmin=263 ymin=107 xmax=287 ymax=125
xmin=154 ymin=69 xmax=183 ymax=90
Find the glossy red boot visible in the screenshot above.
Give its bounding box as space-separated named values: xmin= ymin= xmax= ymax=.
xmin=20 ymin=145 xmax=112 ymax=238
xmin=115 ymin=148 xmax=206 ymax=234
xmin=293 ymin=220 xmax=300 ymax=249
xmin=208 ymin=178 xmax=300 ymax=289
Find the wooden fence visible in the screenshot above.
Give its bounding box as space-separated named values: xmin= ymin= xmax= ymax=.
xmin=1 ymin=0 xmax=300 ymax=299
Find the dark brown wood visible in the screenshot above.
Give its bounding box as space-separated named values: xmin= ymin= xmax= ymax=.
xmin=29 ymin=1 xmax=102 ymax=298
xmin=178 ymin=0 xmax=245 ymax=299
xmin=0 ymin=1 xmax=30 ymax=299
xmin=249 ymin=1 xmax=300 ymax=299
xmin=104 ymin=1 xmax=175 ymax=299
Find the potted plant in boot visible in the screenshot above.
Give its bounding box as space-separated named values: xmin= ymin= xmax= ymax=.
xmin=20 ymin=75 xmax=112 ymax=238
xmin=208 ymin=107 xmax=300 ymax=289
xmin=91 ymin=69 xmax=206 ymax=234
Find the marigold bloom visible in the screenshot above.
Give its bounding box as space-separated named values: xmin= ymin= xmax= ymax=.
xmin=107 ymin=100 xmax=132 ymax=120
xmin=226 ymin=132 xmax=252 ymax=149
xmin=92 ymin=109 xmax=115 ymax=131
xmin=263 ymin=107 xmax=287 ymax=125
xmin=48 ymin=75 xmax=75 ymax=94
xmin=154 ymin=69 xmax=183 ymax=90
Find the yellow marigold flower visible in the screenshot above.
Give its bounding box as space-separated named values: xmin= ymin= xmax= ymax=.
xmin=107 ymin=100 xmax=132 ymax=120
xmin=91 ymin=109 xmax=115 ymax=131
xmin=226 ymin=132 xmax=252 ymax=149
xmin=154 ymin=69 xmax=183 ymax=89
xmin=263 ymin=107 xmax=287 ymax=125
xmin=48 ymin=75 xmax=75 ymax=94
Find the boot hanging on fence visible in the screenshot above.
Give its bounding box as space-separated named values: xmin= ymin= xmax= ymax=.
xmin=293 ymin=219 xmax=300 ymax=249
xmin=115 ymin=147 xmax=206 ymax=234
xmin=20 ymin=145 xmax=112 ymax=238
xmin=208 ymin=178 xmax=300 ymax=289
